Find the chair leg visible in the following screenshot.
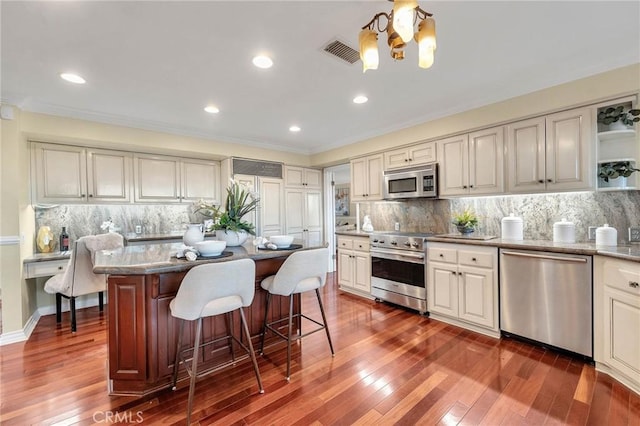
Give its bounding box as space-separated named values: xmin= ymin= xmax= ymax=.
xmin=286 ymin=294 xmax=294 ymax=381
xmin=70 ymin=297 xmax=77 ymax=333
xmin=239 ymin=308 xmax=264 ymax=394
xmin=98 ymin=291 xmax=104 ymax=312
xmin=186 ymin=318 xmax=202 ymax=426
xmin=55 ymin=293 xmax=62 ymax=323
xmin=225 ymin=312 xmax=236 ymax=364
xmin=259 ymin=292 xmax=272 ymax=355
xmin=316 ymin=289 xmax=335 ymax=356
xmin=171 ymin=319 xmax=185 ymax=391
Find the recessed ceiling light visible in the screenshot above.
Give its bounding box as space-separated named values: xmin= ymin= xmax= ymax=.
xmin=252 ymin=55 xmax=273 ymax=69
xmin=353 ymin=95 xmax=368 ymax=104
xmin=204 ymin=105 xmax=219 ymax=114
xmin=60 ymin=73 xmax=86 ymax=84
xmin=289 ymin=125 xmax=301 ymax=132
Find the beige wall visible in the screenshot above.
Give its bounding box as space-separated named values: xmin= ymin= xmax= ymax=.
xmin=311 ymin=63 xmax=640 ymax=166
xmin=1 ymin=63 xmax=639 ymax=335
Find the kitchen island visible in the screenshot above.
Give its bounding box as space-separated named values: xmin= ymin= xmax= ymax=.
xmin=93 ymin=241 xmax=323 ymax=396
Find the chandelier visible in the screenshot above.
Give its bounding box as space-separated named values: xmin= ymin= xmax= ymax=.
xmin=359 ymin=0 xmax=436 ymax=72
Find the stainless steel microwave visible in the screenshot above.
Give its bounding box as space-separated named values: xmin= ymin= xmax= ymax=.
xmin=383 ymin=164 xmax=438 ymax=199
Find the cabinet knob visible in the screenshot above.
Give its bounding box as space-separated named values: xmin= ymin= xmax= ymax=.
xmin=439 ymin=253 xmax=444 ymax=257
xmin=451 ymin=271 xmax=456 ymax=275
xmin=462 ymin=185 xmax=467 ymax=189
xmin=538 ymin=180 xmax=544 ymax=184
xmin=458 ymin=272 xmax=463 ymax=276
xmin=630 ymin=281 xmax=639 ymax=288
xmin=469 ymin=185 xmax=474 ymax=188
xmin=408 ymin=158 xmax=413 ymax=161
xmin=89 ymin=194 xmax=93 ymax=197
xmin=472 ymin=257 xmax=477 ymax=261
xmin=547 ymin=179 xmax=553 ymax=183
xmin=404 ymin=158 xmax=409 ymax=162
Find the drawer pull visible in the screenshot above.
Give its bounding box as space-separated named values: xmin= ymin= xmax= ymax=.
xmin=58 ymin=266 xmax=63 ymax=270
xmin=472 ymin=257 xmax=477 ymax=261
xmin=630 ymin=281 xmax=639 ymax=288
xmin=439 ymin=254 xmax=444 ymax=257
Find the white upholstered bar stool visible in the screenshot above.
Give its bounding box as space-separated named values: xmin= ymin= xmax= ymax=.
xmin=170 ymin=258 xmax=264 ymax=425
xmin=259 ymin=247 xmax=334 ymax=381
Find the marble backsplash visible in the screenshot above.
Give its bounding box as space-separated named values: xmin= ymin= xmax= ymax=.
xmin=358 ymin=191 xmax=640 ymax=244
xmin=34 ymin=191 xmax=640 ymax=250
xmin=34 ymin=204 xmax=204 ymax=249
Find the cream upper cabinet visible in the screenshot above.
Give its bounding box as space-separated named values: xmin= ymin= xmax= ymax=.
xmin=32 ymin=143 xmax=131 ymax=204
xmin=134 ymin=154 xmax=220 ymax=203
xmin=134 ymin=154 xmax=181 ymax=203
xmin=181 ymin=158 xmax=220 ymax=203
xmin=285 ymin=188 xmax=322 ymax=246
xmin=87 ymin=149 xmax=132 ymax=203
xmin=384 ymin=141 xmax=437 ymax=170
xmin=351 ymin=154 xmax=383 ymax=201
xmin=437 ymin=126 xmax=504 ymax=197
xmin=507 ymin=107 xmax=593 ymax=193
xmin=284 ymin=166 xmax=322 ymax=189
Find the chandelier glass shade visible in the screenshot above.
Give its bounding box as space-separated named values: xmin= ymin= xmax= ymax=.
xmin=359 ymin=0 xmax=436 ymax=72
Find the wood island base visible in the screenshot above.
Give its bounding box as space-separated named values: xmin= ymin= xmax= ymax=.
xmin=107 ymin=256 xmax=300 ymax=396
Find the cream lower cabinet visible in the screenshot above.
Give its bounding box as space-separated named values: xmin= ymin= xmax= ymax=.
xmin=506 ymin=107 xmax=593 ymax=193
xmin=594 ymin=255 xmax=640 ymax=394
xmin=351 ymin=154 xmax=383 ymax=201
xmin=285 ymin=188 xmax=322 ymax=246
xmin=337 ymin=235 xmax=371 ymax=296
xmin=427 ymin=242 xmax=499 ymax=337
xmin=437 ymin=126 xmax=504 ymax=197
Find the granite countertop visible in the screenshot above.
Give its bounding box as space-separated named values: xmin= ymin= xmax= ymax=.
xmin=93 ymin=241 xmax=325 ymax=275
xmin=426 ymin=235 xmax=640 ymax=263
xmin=123 ymin=231 xmax=216 ymax=243
xmin=24 ymin=251 xmax=72 ymax=264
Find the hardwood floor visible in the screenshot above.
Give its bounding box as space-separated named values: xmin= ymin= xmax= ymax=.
xmin=1 ymin=273 xmax=639 ymax=425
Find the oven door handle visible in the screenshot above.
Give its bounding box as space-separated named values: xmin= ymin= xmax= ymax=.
xmin=370 ymin=248 xmax=425 ymax=264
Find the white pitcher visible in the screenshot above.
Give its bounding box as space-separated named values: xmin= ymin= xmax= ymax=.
xmin=183 ymin=223 xmax=205 ymax=246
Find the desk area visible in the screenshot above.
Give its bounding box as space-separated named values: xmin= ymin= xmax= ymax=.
xmin=93 ymin=240 xmax=323 ymax=396
xmin=23 ymin=251 xmax=71 ymax=279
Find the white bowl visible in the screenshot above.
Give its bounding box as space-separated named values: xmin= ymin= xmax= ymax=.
xmin=270 ymin=235 xmax=294 ymax=248
xmin=195 ymin=240 xmax=227 ymax=257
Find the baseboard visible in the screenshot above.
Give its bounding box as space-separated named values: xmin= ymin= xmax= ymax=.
xmin=37 ymin=294 xmax=104 ymax=316
xmin=0 ymin=310 xmax=41 ymax=346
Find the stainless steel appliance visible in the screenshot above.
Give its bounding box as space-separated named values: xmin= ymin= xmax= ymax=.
xmin=383 ymin=164 xmax=438 ymax=200
xmin=370 ymin=232 xmax=433 ymax=314
xmin=500 ymin=249 xmax=593 ymax=357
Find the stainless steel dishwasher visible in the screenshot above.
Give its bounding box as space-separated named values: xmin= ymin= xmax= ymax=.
xmin=500 ymin=249 xmax=592 ymax=357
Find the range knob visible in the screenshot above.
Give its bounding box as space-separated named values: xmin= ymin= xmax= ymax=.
xmin=411 ymin=242 xmax=420 ymax=248
xmin=403 ymin=241 xmax=411 ymax=247
xmin=390 ymin=240 xmax=398 ymax=245
xmin=379 ymin=240 xmax=385 ymax=244
xmin=372 ymin=239 xmax=379 ymax=243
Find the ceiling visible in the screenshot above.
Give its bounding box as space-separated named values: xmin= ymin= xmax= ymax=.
xmin=2 ymin=1 xmax=639 ymax=155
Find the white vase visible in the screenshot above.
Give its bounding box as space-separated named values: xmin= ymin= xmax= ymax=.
xmin=215 ymin=229 xmax=248 ymax=246
xmin=609 ymin=120 xmax=630 ymax=131
xmin=183 ymin=223 xmax=205 ymax=246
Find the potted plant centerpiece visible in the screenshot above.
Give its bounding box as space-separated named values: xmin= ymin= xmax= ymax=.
xmin=194 ymin=180 xmax=259 ymax=246
xmin=452 ymin=209 xmax=478 ymax=235
xmin=597 ymin=105 xmax=640 ymax=130
xmin=598 ymin=161 xmax=640 ymax=188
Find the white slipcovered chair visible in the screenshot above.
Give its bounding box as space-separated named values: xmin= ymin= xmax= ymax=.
xmin=44 ymin=233 xmax=124 ymax=332
xmin=170 ymin=258 xmax=264 ymax=425
xmin=259 ymin=247 xmax=334 ymax=381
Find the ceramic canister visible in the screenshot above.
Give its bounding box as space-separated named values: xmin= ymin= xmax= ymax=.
xmin=553 ymin=218 xmax=576 ymax=243
xmin=501 ymin=213 xmax=523 ymax=240
xmin=596 ymin=224 xmax=618 ymax=246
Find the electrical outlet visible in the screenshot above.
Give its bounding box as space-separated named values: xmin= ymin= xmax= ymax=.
xmin=588 ymin=226 xmax=597 ymax=241
xmin=629 ymin=227 xmax=640 ymax=243
xmin=394 ymin=222 xmax=400 ymax=231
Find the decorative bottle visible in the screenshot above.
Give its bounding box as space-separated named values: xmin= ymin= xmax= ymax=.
xmin=60 ymin=227 xmax=70 ymax=251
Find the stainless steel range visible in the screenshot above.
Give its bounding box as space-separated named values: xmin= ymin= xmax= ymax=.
xmin=369 ymin=232 xmax=433 ymax=314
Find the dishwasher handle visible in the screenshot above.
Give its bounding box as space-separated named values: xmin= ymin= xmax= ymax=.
xmin=501 ymin=250 xmax=588 ymax=263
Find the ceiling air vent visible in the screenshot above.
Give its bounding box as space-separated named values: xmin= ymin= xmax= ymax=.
xmin=323 ymin=39 xmax=360 ymax=65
